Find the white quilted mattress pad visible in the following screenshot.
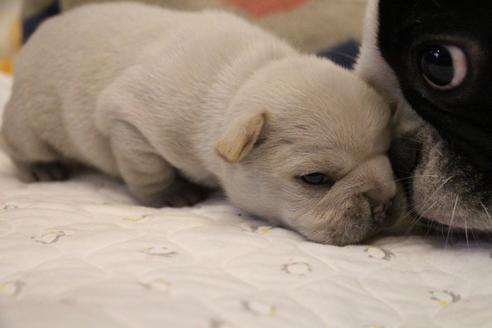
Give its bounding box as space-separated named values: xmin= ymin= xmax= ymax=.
xmin=0 ymin=73 xmax=491 ymax=328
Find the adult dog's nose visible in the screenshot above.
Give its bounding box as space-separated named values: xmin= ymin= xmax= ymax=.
xmin=389 ymin=137 xmax=421 ymax=180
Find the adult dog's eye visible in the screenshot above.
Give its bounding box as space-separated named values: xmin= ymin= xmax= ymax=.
xmin=300 ymin=173 xmax=332 ymax=186
xmin=420 ymin=45 xmax=467 ymax=90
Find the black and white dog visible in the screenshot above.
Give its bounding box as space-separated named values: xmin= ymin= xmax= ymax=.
xmin=356 ymin=0 xmax=491 ymax=235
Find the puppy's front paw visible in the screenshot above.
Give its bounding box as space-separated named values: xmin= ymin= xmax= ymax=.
xmin=137 ymin=179 xmax=210 ymax=208
xmin=16 ymin=161 xmax=70 ymax=182
xmin=162 ymin=185 xmax=209 ymax=208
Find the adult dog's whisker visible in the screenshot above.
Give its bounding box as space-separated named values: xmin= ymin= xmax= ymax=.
xmin=465 ymin=218 xmax=470 ymax=249
xmin=426 ymin=219 xmax=436 ymax=236
xmin=480 ymin=202 xmax=492 ymax=224
xmin=403 ymin=202 xmax=438 ymax=235
xmin=393 ymin=174 xmax=439 ymax=183
xmin=445 ymin=195 xmax=459 ymax=247
xmin=411 ymin=175 xmax=456 ymax=225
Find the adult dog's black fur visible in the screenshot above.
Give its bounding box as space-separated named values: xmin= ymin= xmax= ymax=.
xmin=356 ymin=0 xmax=492 ymax=235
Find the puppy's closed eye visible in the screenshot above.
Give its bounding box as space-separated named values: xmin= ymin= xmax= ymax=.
xmin=299 ymin=173 xmax=334 ymax=187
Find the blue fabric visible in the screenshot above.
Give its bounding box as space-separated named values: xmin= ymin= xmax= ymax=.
xmin=317 ymin=39 xmax=360 ymax=70
xmin=23 ymin=1 xmax=60 ymax=43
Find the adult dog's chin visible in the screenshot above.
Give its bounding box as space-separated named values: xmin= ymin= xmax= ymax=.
xmin=390 ymin=124 xmax=492 ymax=236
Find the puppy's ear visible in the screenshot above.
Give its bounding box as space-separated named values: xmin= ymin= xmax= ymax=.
xmin=215 ymin=111 xmax=266 ymax=163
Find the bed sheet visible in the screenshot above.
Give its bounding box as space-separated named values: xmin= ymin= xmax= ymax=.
xmin=0 ymin=73 xmax=491 ymax=328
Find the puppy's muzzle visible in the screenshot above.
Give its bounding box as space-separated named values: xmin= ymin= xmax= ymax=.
xmin=359 ymin=156 xmax=397 ymax=226
xmin=294 ymin=156 xmax=398 ymax=245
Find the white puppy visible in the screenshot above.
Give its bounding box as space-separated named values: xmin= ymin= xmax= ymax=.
xmin=1 ymin=3 xmax=396 ymax=245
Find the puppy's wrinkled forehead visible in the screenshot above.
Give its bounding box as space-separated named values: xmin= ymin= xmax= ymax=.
xmin=244 ymin=58 xmax=393 ymax=171
xmin=231 ymin=56 xmax=393 ymax=170
xmin=268 ymin=59 xmax=392 ymax=152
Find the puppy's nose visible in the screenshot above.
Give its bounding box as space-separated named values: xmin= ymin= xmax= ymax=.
xmin=365 ymin=189 xmax=393 ymax=225
xmin=364 ymin=186 xmax=395 ymax=225
xmin=371 ymin=201 xmax=392 ymax=225
xmin=360 ymin=155 xmax=397 ymax=224
xmin=352 ymin=154 xmax=397 ymax=226
xmin=389 ymin=137 xmax=421 ymax=180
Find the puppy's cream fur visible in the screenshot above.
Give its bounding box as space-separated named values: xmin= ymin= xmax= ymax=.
xmin=2 ymin=3 xmax=396 ymax=245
